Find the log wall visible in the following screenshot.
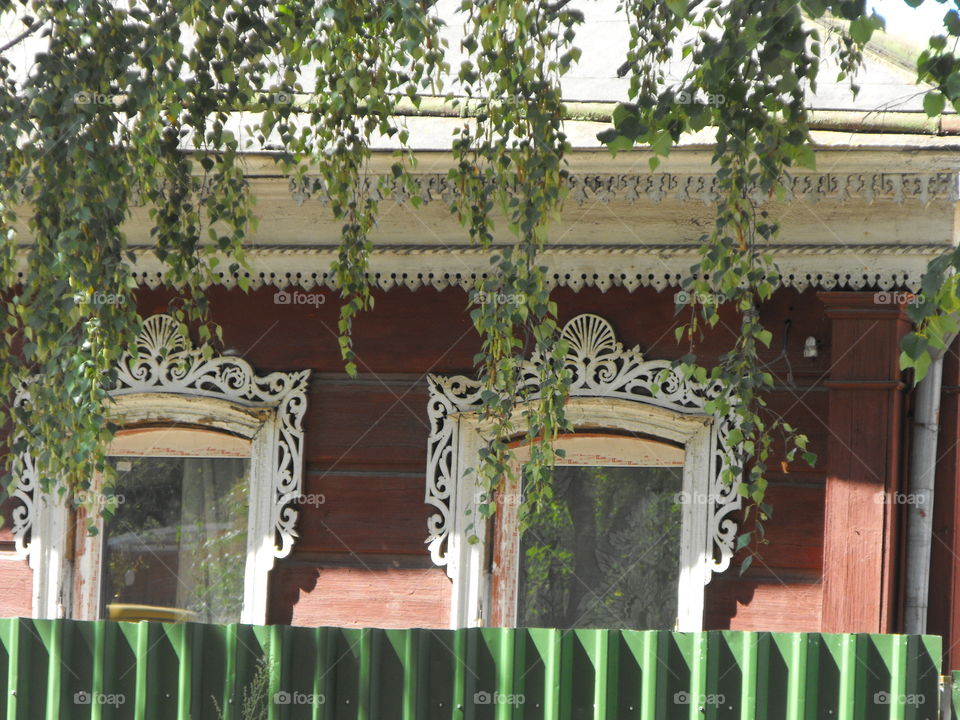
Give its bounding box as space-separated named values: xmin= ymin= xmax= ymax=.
xmin=0 ymin=284 xmax=841 ymax=630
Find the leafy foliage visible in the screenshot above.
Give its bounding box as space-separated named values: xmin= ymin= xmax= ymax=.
xmin=448 ymin=0 xmax=579 ymax=533
xmin=0 ymin=0 xmax=954 ymax=561
xmin=597 ymin=0 xmax=884 ymax=551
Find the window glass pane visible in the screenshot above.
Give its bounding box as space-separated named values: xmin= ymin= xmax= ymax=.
xmin=101 ymin=455 xmax=249 ymax=623
xmin=517 ymin=465 xmax=682 ymax=629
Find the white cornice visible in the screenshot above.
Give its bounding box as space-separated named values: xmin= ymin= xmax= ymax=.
xmin=10 ymin=170 xmax=957 ymax=293
xmin=90 ymin=244 xmax=945 ymax=294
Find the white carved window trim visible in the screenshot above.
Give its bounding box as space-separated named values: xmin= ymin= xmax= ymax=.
xmin=11 ymin=314 xmax=310 ymax=624
xmin=424 ymin=314 xmax=742 ymax=630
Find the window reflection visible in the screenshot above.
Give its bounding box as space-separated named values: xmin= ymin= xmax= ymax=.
xmin=517 ymin=465 xmax=683 ymax=629
xmin=101 ymin=454 xmax=249 ymax=624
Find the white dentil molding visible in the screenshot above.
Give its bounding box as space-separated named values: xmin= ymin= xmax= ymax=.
xmin=122 ymin=170 xmax=959 ymax=208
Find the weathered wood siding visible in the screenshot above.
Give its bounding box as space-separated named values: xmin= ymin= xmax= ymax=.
xmin=928 ymin=337 xmax=960 ymax=669
xmin=1 ymin=284 xmax=837 ymax=630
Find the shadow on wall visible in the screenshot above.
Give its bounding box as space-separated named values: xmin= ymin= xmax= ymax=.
xmin=268 ymin=565 xmax=452 ymax=629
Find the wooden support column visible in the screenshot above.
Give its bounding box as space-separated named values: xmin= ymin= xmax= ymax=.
xmin=929 ymin=337 xmax=960 ymax=669
xmin=818 ymin=292 xmax=910 ymax=633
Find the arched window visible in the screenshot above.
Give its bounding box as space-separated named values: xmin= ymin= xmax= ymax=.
xmin=491 ymin=433 xmax=686 ymax=629
xmin=75 ymin=426 xmax=252 ymax=623
xmin=12 ymin=315 xmax=309 ymax=624
xmin=425 ymin=315 xmax=741 ymax=630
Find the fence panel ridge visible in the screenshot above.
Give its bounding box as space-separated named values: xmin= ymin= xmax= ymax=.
xmin=0 ymin=620 xmax=946 ymax=720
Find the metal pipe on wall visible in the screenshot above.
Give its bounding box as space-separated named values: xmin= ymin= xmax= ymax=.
xmin=905 ymin=353 xmax=946 ymax=635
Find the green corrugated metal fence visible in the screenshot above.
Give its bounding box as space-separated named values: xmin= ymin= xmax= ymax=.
xmin=0 ymin=619 xmax=946 ymax=720
xmin=953 ymin=671 xmax=960 ymax=720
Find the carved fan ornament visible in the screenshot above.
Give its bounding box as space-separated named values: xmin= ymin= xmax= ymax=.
xmin=425 ymin=313 xmax=742 ymax=582
xmin=12 ymin=314 xmax=310 ymax=559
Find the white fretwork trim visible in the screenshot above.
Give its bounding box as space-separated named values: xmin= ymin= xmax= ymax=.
xmin=125 ymin=171 xmax=959 ymax=209
xmin=285 ymin=172 xmax=959 ymax=207
xmin=12 ymin=314 xmax=310 ymax=622
xmin=111 ymin=245 xmax=942 ymax=294
xmin=115 ymin=314 xmax=310 ymax=558
xmin=425 ymin=314 xmax=741 ymax=600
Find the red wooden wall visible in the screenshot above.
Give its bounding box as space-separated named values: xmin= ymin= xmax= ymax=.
xmin=0 ymin=283 xmax=875 ymax=632
xmin=928 ymin=337 xmax=960 ymax=669
xmin=0 ymin=499 xmax=32 ymax=616
xmin=176 ymin=283 xmax=830 ymax=630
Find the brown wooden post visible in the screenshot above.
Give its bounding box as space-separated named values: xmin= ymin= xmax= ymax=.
xmin=818 ymin=291 xmax=911 ymax=633
xmin=929 ymin=337 xmax=960 ymax=669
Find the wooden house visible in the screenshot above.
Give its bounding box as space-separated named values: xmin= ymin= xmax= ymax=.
xmin=2 ymin=4 xmax=960 ymax=680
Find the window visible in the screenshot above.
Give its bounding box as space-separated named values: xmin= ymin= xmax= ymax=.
xmin=424 ymin=314 xmax=741 ymax=630
xmin=80 ymin=427 xmax=252 ymax=623
xmin=12 ymin=314 xmax=310 ymax=624
xmin=491 ymin=434 xmax=685 ymax=629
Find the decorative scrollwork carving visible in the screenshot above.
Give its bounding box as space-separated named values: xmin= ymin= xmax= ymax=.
xmin=425 ymin=313 xmax=741 ymax=582
xmin=283 ymin=171 xmax=959 ymax=210
xmin=13 ymin=314 xmax=310 ymax=560
xmin=10 ymin=408 xmax=37 ymax=557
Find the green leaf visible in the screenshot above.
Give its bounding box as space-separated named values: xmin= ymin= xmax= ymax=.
xmin=947 ymin=10 xmax=960 ymax=36
xmin=947 ymin=72 xmax=960 ymax=100
xmin=796 ymin=145 xmax=817 ymax=171
xmin=599 ymin=131 xmax=635 ymax=155
xmin=848 ymin=16 xmax=875 ymax=44
xmin=650 ymin=131 xmax=673 ymax=157
xmin=665 ymin=0 xmax=688 ymax=17
xmin=913 ymin=351 xmax=932 ymax=382
xmin=924 ymin=92 xmax=946 ymax=117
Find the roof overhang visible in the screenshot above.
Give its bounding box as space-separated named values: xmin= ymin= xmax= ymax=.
xmin=13 ymin=143 xmax=960 ymax=293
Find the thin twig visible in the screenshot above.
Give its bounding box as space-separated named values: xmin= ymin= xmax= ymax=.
xmin=0 ymin=19 xmax=46 ymax=54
